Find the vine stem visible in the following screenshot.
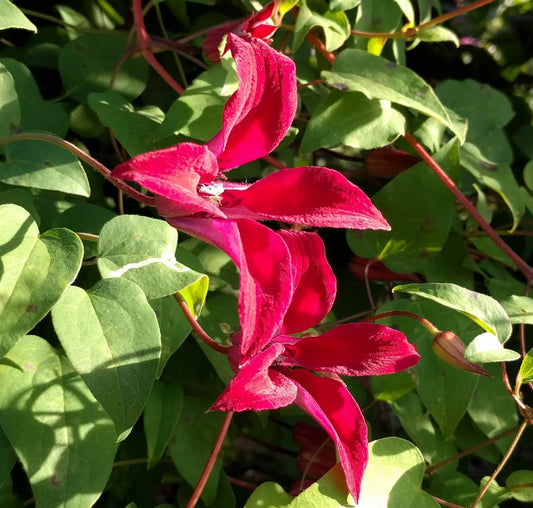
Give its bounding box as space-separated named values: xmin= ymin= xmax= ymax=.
xmin=132 ymin=0 xmax=185 ymax=94
xmin=361 ymin=310 xmax=440 ymax=335
xmin=426 ymin=424 xmax=520 ymax=474
xmin=305 ymin=32 xmax=335 ymax=63
xmin=403 ymin=132 xmax=533 ymax=282
xmin=417 ymin=0 xmax=497 ymax=32
xmin=0 ymin=133 xmax=156 ymax=206
xmin=173 ymin=294 xmax=230 ymax=354
xmin=185 ymin=411 xmax=234 ymax=508
xmin=469 ymin=419 xmax=528 ymax=507
xmin=431 ymin=496 xmax=466 ymax=508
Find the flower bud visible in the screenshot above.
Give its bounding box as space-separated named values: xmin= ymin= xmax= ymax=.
xmin=365 ymin=147 xmax=419 ymax=178
xmin=432 ymin=331 xmax=492 ymax=377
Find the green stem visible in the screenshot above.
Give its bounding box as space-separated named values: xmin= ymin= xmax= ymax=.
xmin=0 ymin=133 xmax=155 ymax=206
xmin=403 ymin=132 xmax=533 ymax=282
xmin=185 ymin=411 xmax=233 ymax=508
xmin=76 ymin=232 xmax=99 ymax=242
xmin=431 ymin=496 xmax=466 ymax=508
xmin=469 ymin=419 xmax=528 ymax=507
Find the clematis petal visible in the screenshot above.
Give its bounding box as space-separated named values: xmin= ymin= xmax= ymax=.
xmin=283 ymin=323 xmax=420 ymax=376
xmin=284 ymin=368 xmax=368 ymax=502
xmin=277 ymin=230 xmax=336 ymax=334
xmin=112 ymin=142 xmax=219 ymax=190
xmin=167 ymin=217 xmax=292 ymax=362
xmin=209 ymin=343 xmax=297 ymax=411
xmin=207 ymin=33 xmax=297 ymax=170
xmin=221 ymin=166 xmax=390 ymax=230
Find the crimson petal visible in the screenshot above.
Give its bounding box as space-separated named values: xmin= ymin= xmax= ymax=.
xmin=222 ymin=166 xmax=390 ymax=230
xmin=207 ymin=34 xmax=297 ymax=170
xmin=284 ymin=369 xmax=368 ymax=502
xmin=167 ymin=217 xmax=292 ymax=362
xmin=277 ymin=230 xmax=336 ymax=335
xmin=209 ymin=344 xmax=297 ymax=411
xmin=284 ymin=323 xmax=420 ymax=376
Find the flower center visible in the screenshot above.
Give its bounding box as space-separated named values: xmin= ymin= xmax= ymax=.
xmin=198 ymin=182 xmax=224 ymax=205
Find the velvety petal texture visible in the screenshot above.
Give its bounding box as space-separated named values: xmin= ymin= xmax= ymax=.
xmin=210 ymin=344 xmax=297 ymax=411
xmin=283 ymin=323 xmax=421 ymax=376
xmin=286 ymin=369 xmax=369 ymax=502
xmin=277 ymin=230 xmax=336 ymax=335
xmin=207 ymin=34 xmax=297 ymax=170
xmin=166 ymin=217 xmax=292 ymax=362
xmin=222 ymin=166 xmax=390 ymax=230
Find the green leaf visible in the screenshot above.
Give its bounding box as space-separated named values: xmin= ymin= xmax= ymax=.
xmin=0 ymin=62 xmax=20 ymax=139
xmin=378 ymin=299 xmax=480 ymax=438
xmin=166 ymin=340 xmax=225 ymax=505
xmin=371 ymin=371 xmax=415 ymax=402
xmin=0 ymin=204 xmax=83 ymax=357
xmin=461 ymin=143 xmax=524 ymax=231
xmin=143 ymin=378 xmax=183 ymax=469
xmin=156 ymin=64 xmax=233 ymax=143
xmin=88 ymin=91 xmax=164 ymax=156
xmin=244 ymin=482 xmax=292 ymax=507
xmin=416 ymin=26 xmax=459 ymax=46
xmin=0 ymin=140 xmax=90 ymax=196
xmin=150 ymin=295 xmax=191 ymax=378
xmin=0 ymin=58 xmax=69 ymax=136
xmin=393 ymin=282 xmax=513 ymax=343
xmin=468 ymin=365 xmax=519 ymax=454
xmin=322 ymin=50 xmax=466 ymax=142
xmin=301 ymin=91 xmax=404 ymax=152
xmin=59 ymin=32 xmax=148 ymax=103
xmin=430 ymin=471 xmax=479 ymax=507
xmin=464 ymin=333 xmax=520 ymax=363
xmin=518 ymin=348 xmax=533 ymax=384
xmin=0 ymin=427 xmax=16 ymax=485
xmin=0 ymin=0 xmax=36 ymax=32
xmin=501 ymin=295 xmax=533 ymax=324
xmin=389 ymin=389 xmax=457 ymax=470
xmin=507 ymin=470 xmax=533 ymax=502
xmin=0 ymin=335 xmax=118 ymax=507
xmin=348 ymin=139 xmax=460 ymax=272
xmin=98 ymin=215 xmax=208 ymax=304
xmin=358 ymin=438 xmax=439 ymax=507
xmin=51 ymin=278 xmax=161 ymax=439
xmin=293 ymin=1 xmax=350 ymax=52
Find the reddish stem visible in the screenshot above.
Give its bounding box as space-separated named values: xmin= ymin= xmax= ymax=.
xmin=403 ymin=132 xmax=533 ymax=282
xmin=263 ymin=154 xmax=287 ymax=170
xmin=305 ymin=32 xmax=335 ymax=64
xmin=0 ymin=133 xmax=155 ymax=206
xmin=173 ymin=294 xmax=230 ymax=354
xmin=185 ymin=411 xmax=234 ymax=508
xmin=361 ymin=310 xmax=440 ymax=335
xmin=132 ymin=0 xmax=184 ymax=95
xmin=431 ymin=496 xmax=467 ymax=508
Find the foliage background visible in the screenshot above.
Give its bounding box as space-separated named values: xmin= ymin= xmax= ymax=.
xmin=1 ymin=0 xmax=533 ymax=507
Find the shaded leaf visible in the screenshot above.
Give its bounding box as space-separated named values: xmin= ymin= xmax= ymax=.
xmin=416 ymin=26 xmax=459 ymax=46
xmin=59 ymin=32 xmax=148 ymax=103
xmin=0 ymin=204 xmax=83 ymax=357
xmin=0 ymin=62 xmax=20 ymax=139
xmin=51 ymin=278 xmax=161 ymax=439
xmin=501 ymin=295 xmax=533 ymax=324
xmin=0 ymin=140 xmax=90 ymax=196
xmin=371 ymin=371 xmax=415 ymax=402
xmin=507 ymin=470 xmax=533 ymax=502
xmin=0 ymin=335 xmax=117 ymax=507
xmin=88 ymin=91 xmax=164 ymax=156
xmin=348 ymin=139 xmax=460 ymax=272
xmin=143 ymin=378 xmax=183 ymax=469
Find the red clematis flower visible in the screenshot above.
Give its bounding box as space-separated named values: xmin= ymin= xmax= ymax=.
xmin=210 ymin=230 xmax=420 ymax=501
xmin=203 ymin=1 xmax=281 ymax=63
xmin=111 ymin=33 xmax=389 ymax=360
